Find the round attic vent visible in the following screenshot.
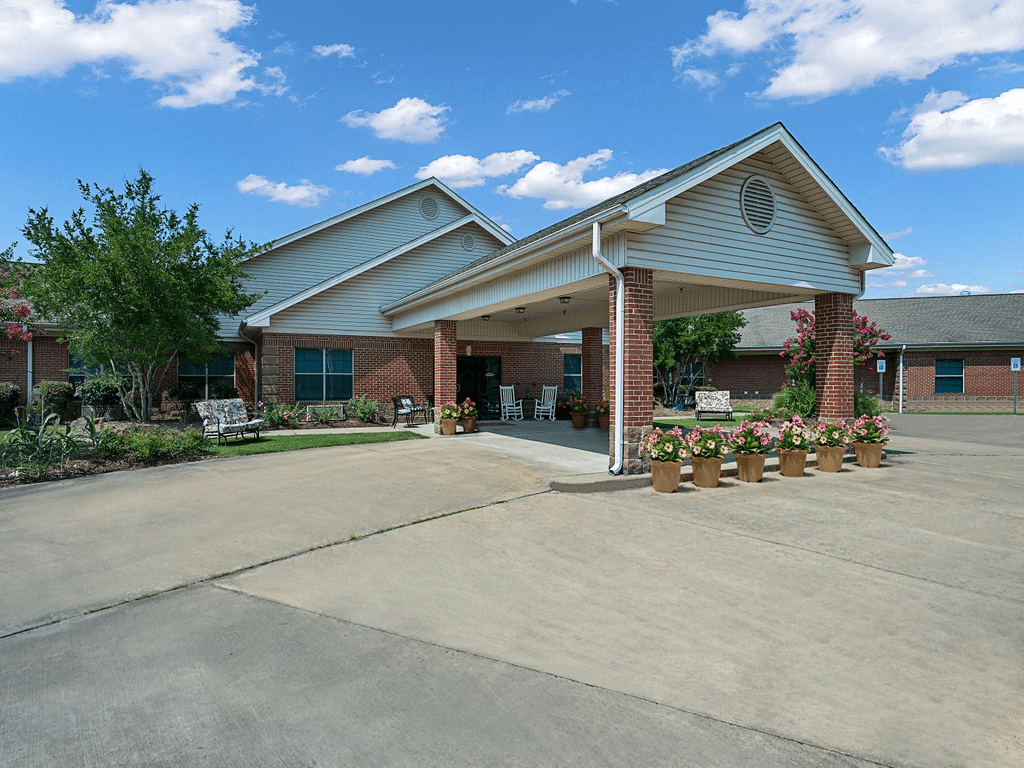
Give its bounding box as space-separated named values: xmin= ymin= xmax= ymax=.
xmin=419 ymin=196 xmax=439 ymax=220
xmin=739 ymin=175 xmax=777 ymax=234
xmin=461 ymin=233 xmax=476 ymax=251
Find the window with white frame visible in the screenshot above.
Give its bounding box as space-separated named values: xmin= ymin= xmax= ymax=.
xmin=563 ymin=353 xmax=582 ymax=393
xmin=294 ymin=348 xmax=353 ymax=401
xmin=934 ymin=359 xmax=964 ymax=394
xmin=178 ymin=354 xmax=236 ymax=399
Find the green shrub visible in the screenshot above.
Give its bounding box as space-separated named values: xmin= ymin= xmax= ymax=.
xmin=348 ymin=395 xmax=378 ymax=422
xmin=750 ymin=405 xmax=793 ymax=422
xmin=854 ymin=391 xmax=881 ymax=418
xmin=40 ymin=381 xmax=76 ymax=423
xmin=75 ymin=371 xmax=122 ymax=407
xmin=773 ymin=379 xmax=816 ymax=418
xmin=109 ymin=426 xmax=209 ymax=462
xmin=260 ymin=402 xmax=302 ymax=427
xmin=0 ymin=382 xmax=20 ymax=425
xmin=0 ymin=406 xmax=79 ymax=476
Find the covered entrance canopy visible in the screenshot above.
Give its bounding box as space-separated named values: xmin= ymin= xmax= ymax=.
xmin=381 ymin=123 xmax=895 ymax=473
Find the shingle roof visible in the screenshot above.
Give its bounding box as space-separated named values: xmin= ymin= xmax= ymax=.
xmin=736 ymin=294 xmax=1024 ymax=349
xmin=417 ymin=124 xmax=783 ymax=289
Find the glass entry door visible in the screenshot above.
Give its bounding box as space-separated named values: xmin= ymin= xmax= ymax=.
xmin=457 ymin=356 xmax=502 ymax=419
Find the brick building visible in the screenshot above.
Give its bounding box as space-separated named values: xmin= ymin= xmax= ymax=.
xmin=3 ymin=123 xmax=897 ymax=473
xmin=706 ymin=294 xmax=1024 ymax=413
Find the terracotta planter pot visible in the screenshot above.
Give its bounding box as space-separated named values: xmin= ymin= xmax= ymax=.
xmin=815 ymin=444 xmax=846 ymax=473
xmin=597 ymin=413 xmax=609 ymax=430
xmin=853 ymin=441 xmax=884 ymax=468
xmin=571 ymin=412 xmax=586 ymax=429
xmin=650 ymin=459 xmax=684 ymax=493
xmin=778 ymin=448 xmax=809 ymax=477
xmin=441 ymin=418 xmax=457 ymax=436
xmin=462 ymin=416 xmax=477 ymax=434
xmin=734 ymin=452 xmax=767 ymax=483
xmin=691 ymin=455 xmax=724 ymax=488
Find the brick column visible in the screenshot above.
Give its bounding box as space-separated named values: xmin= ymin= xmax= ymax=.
xmin=609 ymin=268 xmax=653 ymax=473
xmin=815 ymin=292 xmax=854 ymax=421
xmin=581 ymin=327 xmax=604 ymax=425
xmin=433 ymin=319 xmax=457 ymax=433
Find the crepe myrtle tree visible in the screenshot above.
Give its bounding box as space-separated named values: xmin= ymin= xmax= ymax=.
xmin=19 ymin=169 xmax=266 ymax=422
xmin=0 ymin=250 xmax=34 ymax=362
xmin=653 ymin=311 xmax=746 ymax=407
xmin=781 ymin=307 xmax=892 ymax=387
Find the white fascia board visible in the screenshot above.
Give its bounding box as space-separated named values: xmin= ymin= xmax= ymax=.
xmin=380 ymin=208 xmax=625 ymax=316
xmin=246 ymin=215 xmax=478 ymax=327
xmin=248 ymin=179 xmax=515 ymax=260
xmin=626 ymin=124 xmax=894 ymax=266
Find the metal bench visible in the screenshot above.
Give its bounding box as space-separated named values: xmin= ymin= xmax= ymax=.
xmin=695 ymin=390 xmax=734 ymax=421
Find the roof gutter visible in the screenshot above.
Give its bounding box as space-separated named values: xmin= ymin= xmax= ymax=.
xmin=591 ymin=222 xmax=624 ymax=475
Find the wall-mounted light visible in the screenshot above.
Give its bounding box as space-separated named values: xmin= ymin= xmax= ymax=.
xmin=558 ymin=296 xmax=571 ymax=305
xmin=515 ymin=307 xmax=525 ymax=314
xmin=481 ymin=315 xmax=491 ymax=321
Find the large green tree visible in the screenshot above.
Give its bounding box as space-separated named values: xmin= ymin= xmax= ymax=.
xmin=653 ymin=312 xmax=746 ymax=407
xmin=20 ymin=170 xmax=265 ymax=422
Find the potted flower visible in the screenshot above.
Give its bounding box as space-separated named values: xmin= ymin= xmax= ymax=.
xmin=812 ymin=421 xmax=851 ymax=473
xmin=566 ymin=394 xmax=588 ymax=428
xmin=595 ymin=393 xmax=610 ymax=430
xmin=776 ymin=416 xmax=813 ymax=477
xmin=439 ymin=401 xmax=460 ymax=435
xmin=850 ymin=414 xmax=889 ymax=468
xmin=729 ymin=420 xmax=772 ymax=483
xmin=642 ymin=426 xmax=687 ymax=493
xmin=685 ymin=424 xmax=730 ymax=488
xmin=460 ymin=397 xmax=478 ymax=434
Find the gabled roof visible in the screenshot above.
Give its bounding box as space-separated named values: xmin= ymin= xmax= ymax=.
xmin=241 ymin=178 xmax=515 ymax=327
xmin=735 ymin=294 xmax=1024 ymax=350
xmin=384 ymin=122 xmax=894 ymax=316
xmin=255 ymin=177 xmax=514 ymax=255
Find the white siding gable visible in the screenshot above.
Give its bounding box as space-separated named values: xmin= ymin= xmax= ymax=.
xmin=270 ymin=222 xmax=506 ymax=337
xmin=627 ymin=152 xmax=861 ymax=294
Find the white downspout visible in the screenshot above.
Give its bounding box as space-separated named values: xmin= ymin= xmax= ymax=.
xmin=898 ymin=344 xmax=906 ymax=414
xmin=24 ymin=324 xmax=33 ymax=403
xmin=591 ymin=222 xmax=624 ymax=475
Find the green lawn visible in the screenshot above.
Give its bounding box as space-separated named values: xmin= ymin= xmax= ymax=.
xmin=208 ymin=431 xmax=427 ymax=457
xmin=653 ymin=414 xmax=749 ymax=430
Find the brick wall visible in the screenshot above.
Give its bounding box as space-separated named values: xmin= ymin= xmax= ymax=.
xmin=815 ymin=293 xmax=854 ymax=420
xmin=610 ymin=267 xmax=653 ymax=474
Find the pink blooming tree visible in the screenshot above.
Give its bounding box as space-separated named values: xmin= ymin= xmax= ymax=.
xmin=781 ymin=307 xmax=892 ymax=386
xmin=0 ymin=250 xmax=33 ymax=362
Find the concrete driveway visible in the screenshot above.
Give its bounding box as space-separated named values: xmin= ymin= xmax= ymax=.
xmin=1 ymin=415 xmax=1022 ymax=766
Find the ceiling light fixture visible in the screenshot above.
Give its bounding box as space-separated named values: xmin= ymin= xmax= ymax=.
xmin=481 ymin=315 xmax=491 ymax=321
xmin=559 ymin=296 xmax=571 ymax=305
xmin=515 ymin=307 xmax=525 ymax=314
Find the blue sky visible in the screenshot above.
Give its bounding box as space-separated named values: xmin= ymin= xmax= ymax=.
xmin=2 ymin=0 xmax=1022 ymax=298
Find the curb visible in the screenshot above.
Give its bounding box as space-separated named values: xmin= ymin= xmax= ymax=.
xmin=551 ymin=452 xmax=884 ymax=493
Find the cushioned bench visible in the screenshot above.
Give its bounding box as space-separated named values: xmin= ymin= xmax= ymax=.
xmin=194 ymin=399 xmax=264 ymax=444
xmin=695 ymin=390 xmax=734 ymax=421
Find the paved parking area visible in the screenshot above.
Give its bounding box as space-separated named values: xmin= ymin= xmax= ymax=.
xmin=2 ymin=415 xmax=1022 ymax=766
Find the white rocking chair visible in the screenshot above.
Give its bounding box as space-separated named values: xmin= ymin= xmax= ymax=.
xmin=499 ymin=385 xmax=523 ymax=421
xmin=534 ymin=385 xmax=557 ymax=420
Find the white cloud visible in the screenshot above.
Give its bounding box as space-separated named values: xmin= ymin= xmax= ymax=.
xmin=334 ymin=157 xmax=397 ymax=176
xmin=372 ymin=71 xmax=394 ymax=84
xmin=313 ymin=43 xmax=355 ymax=59
xmin=272 ymin=41 xmax=296 ymax=55
xmin=884 ymin=253 xmax=928 ymax=271
xmin=256 ymin=66 xmax=288 ymax=97
xmin=236 ymin=174 xmax=331 ymax=207
xmin=342 ymin=97 xmax=449 ymax=143
xmin=498 ymin=150 xmax=669 ymax=210
xmin=681 ymin=68 xmax=720 ymax=89
xmin=0 ymin=0 xmax=268 ymax=108
xmin=879 ymin=88 xmax=1024 ymax=169
xmin=415 ymin=150 xmax=540 ymax=188
xmin=881 ymin=226 xmax=913 ymax=240
xmin=673 ymin=1 xmax=1024 ymax=100
xmin=506 ymin=89 xmax=570 ymax=114
xmin=499 ymin=223 xmax=513 ymax=233
xmin=1011 ymin=288 xmax=1024 ymax=293
xmin=911 ymin=282 xmax=993 ymax=295
xmin=907 ymin=269 xmax=936 ymax=278
xmin=867 ymin=280 xmax=908 ymax=288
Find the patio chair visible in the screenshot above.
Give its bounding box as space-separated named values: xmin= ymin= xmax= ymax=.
xmin=695 ymin=390 xmax=734 ymax=421
xmin=391 ymin=395 xmax=428 ymax=428
xmin=499 ymin=385 xmax=523 ymax=421
xmin=533 ymin=385 xmax=557 ymax=420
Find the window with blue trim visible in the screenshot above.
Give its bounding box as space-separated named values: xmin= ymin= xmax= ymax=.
xmin=934 ymin=359 xmax=964 ymax=394
xmin=563 ymin=354 xmax=582 ymax=393
xmin=178 ymin=354 xmax=235 ymax=399
xmin=295 ymin=348 xmax=353 ymax=401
